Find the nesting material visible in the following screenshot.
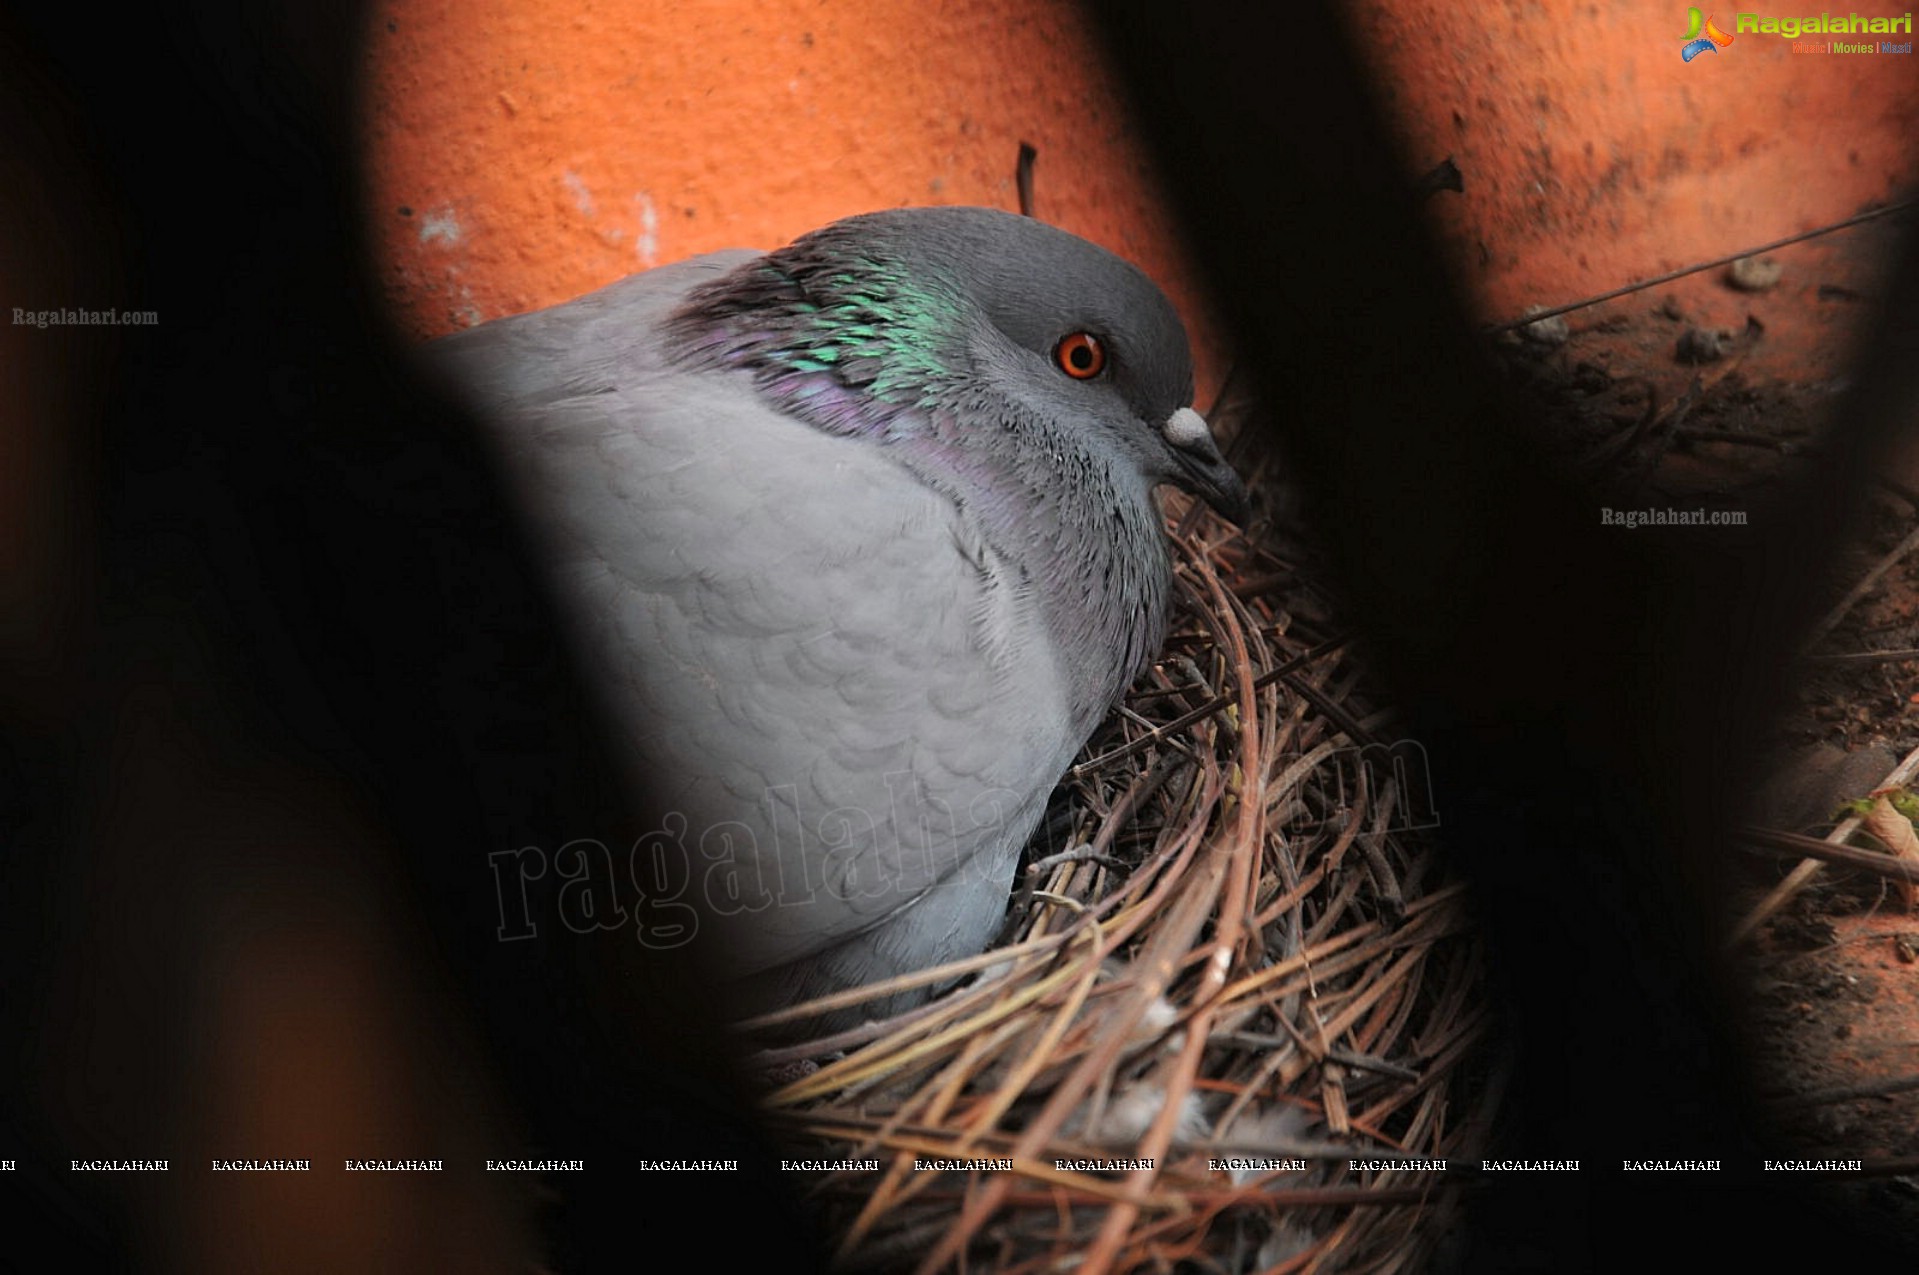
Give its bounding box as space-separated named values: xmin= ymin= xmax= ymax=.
xmin=736 ymin=425 xmax=1493 ymax=1273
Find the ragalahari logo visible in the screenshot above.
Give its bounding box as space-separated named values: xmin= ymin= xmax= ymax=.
xmin=1682 ymin=8 xmax=1737 ymax=59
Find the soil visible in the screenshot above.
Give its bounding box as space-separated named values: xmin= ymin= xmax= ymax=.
xmin=1492 ymin=210 xmax=1919 ymax=1241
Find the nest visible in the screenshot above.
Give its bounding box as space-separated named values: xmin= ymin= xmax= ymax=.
xmin=735 ymin=408 xmax=1494 ymax=1273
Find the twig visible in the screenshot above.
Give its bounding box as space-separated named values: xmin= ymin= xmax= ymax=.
xmin=1071 ymin=635 xmax=1350 ymax=778
xmin=1025 ymin=844 xmax=1133 ymax=877
xmin=1672 ymin=428 xmax=1803 ymax=453
xmin=1878 ymin=475 xmax=1919 ymax=509
xmin=1730 ymin=748 xmax=1919 ymax=946
xmin=1015 ymin=142 xmax=1037 ymax=218
xmin=1807 ymin=647 xmax=1919 ymax=666
xmin=1212 ymin=1030 xmax=1422 ymax=1082
xmin=1802 ymin=521 xmax=1919 ymax=652
xmin=1759 ymin=1072 xmax=1919 ymax=1106
xmin=1735 ymin=824 xmax=1919 ymax=883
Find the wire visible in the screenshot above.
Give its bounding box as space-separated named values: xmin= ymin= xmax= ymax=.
xmin=1484 ymin=200 xmax=1916 ymax=334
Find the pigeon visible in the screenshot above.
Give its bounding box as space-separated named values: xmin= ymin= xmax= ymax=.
xmin=428 ymin=206 xmax=1247 ymax=1024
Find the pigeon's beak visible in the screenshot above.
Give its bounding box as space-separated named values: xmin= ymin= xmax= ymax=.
xmin=1161 ymin=407 xmax=1250 ymax=525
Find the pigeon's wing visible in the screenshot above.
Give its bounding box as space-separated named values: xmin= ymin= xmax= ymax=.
xmin=430 ymin=254 xmax=1077 ymax=985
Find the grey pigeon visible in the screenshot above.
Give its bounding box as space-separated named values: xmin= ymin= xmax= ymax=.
xmin=429 ymin=206 xmax=1247 ymax=1024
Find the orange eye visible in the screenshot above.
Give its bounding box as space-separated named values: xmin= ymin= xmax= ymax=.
xmin=1054 ymin=332 xmax=1106 ymax=380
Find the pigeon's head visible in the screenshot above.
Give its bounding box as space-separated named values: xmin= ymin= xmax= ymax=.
xmin=668 ymin=206 xmax=1249 ymax=524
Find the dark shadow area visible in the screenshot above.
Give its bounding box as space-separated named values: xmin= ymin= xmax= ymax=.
xmin=1092 ymin=0 xmax=1919 ymax=1268
xmin=0 ymin=2 xmax=820 ymax=1267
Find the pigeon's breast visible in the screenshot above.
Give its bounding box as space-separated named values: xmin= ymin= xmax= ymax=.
xmin=435 ymin=276 xmax=1083 ymax=984
xmin=895 ymin=420 xmax=1177 ymax=743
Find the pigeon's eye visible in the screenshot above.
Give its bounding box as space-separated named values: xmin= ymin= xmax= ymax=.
xmin=1053 ymin=332 xmax=1106 ymax=380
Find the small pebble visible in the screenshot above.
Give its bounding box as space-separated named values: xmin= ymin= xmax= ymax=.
xmin=1728 ymin=256 xmax=1784 ymax=292
xmin=1676 ymin=326 xmax=1733 ymax=363
xmin=1518 ymin=304 xmax=1569 ymax=347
